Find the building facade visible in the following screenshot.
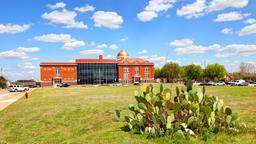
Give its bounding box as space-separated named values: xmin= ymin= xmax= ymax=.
xmin=40 ymin=62 xmax=77 ymax=87
xmin=40 ymin=50 xmax=154 ymax=86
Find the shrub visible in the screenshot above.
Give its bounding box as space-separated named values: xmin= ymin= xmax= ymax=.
xmin=114 ymin=83 xmax=243 ymax=140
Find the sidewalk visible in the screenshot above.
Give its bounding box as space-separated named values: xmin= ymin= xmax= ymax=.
xmin=0 ymin=89 xmax=34 ymax=111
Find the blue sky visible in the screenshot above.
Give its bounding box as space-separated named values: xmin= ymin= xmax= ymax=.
xmin=0 ymin=0 xmax=256 ymax=81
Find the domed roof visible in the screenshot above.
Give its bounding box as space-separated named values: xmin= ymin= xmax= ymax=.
xmin=117 ymin=50 xmax=129 ymax=58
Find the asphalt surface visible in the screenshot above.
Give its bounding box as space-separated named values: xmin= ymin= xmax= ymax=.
xmin=0 ymin=89 xmax=31 ymax=111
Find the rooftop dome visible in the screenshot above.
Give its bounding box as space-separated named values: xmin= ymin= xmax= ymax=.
xmin=117 ymin=50 xmax=129 ymax=59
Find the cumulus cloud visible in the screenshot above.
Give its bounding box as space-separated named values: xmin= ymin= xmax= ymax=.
xmin=169 ymin=38 xmax=194 ymax=47
xmin=80 ymin=49 xmax=103 ymax=56
xmin=42 ymin=9 xmax=88 ymax=29
xmin=34 ymin=33 xmax=86 ymax=50
xmin=92 ymin=11 xmax=123 ymax=29
xmin=137 ymin=0 xmax=177 ymax=22
xmin=239 ymin=24 xmax=256 ymax=36
xmin=0 ymin=47 xmax=39 ymax=61
xmin=177 ymin=0 xmax=249 ymax=19
xmin=214 ymin=11 xmax=250 ymax=22
xmin=138 ymin=49 xmax=148 ymax=54
xmin=207 ymin=0 xmax=249 ymax=12
xmin=0 ymin=24 xmax=30 ymax=34
xmin=95 ymin=44 xmax=108 ymax=49
xmin=89 ymin=42 xmax=118 ymax=50
xmin=171 ymin=38 xmax=256 ymax=58
xmin=75 ymin=5 xmax=95 ymax=12
xmin=176 ymin=0 xmax=207 ymax=19
xmin=46 ymin=2 xmax=66 ymax=9
xmin=17 ymin=62 xmax=36 ymax=69
xmin=244 ymin=18 xmax=256 ymax=24
xmin=109 ymin=44 xmax=118 ymax=50
xmin=221 ymin=28 xmax=233 ymax=35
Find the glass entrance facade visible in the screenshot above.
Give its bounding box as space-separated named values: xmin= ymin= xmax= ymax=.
xmin=77 ymin=63 xmax=118 ymax=84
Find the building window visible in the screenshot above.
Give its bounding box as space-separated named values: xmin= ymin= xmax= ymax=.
xmin=124 ymin=67 xmax=129 ymax=73
xmin=124 ymin=73 xmax=129 ymax=79
xmin=144 ymin=67 xmax=149 ymax=73
xmin=56 ymin=69 xmax=60 ymax=75
xmin=144 ymin=74 xmax=149 ymax=79
xmin=135 ymin=67 xmax=139 ymax=75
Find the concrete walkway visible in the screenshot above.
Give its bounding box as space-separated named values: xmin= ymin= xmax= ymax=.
xmin=0 ymin=89 xmax=34 ymax=111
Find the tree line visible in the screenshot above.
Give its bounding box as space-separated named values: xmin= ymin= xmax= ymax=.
xmin=0 ymin=76 xmax=7 ymax=89
xmin=155 ymin=62 xmax=256 ymax=82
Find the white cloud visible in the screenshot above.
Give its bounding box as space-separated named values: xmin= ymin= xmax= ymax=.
xmin=215 ymin=53 xmax=235 ymax=58
xmin=208 ymin=0 xmax=249 ymax=12
xmin=63 ymin=41 xmax=86 ymax=50
xmin=239 ymin=24 xmax=256 ymax=36
xmin=138 ymin=49 xmax=148 ymax=54
xmin=74 ymin=5 xmax=95 ymax=12
xmin=34 ymin=33 xmax=73 ymax=43
xmin=120 ymin=36 xmax=128 ymax=42
xmin=34 ymin=33 xmax=86 ymax=50
xmin=109 ymin=44 xmax=118 ymax=50
xmin=171 ymin=38 xmax=256 ymax=58
xmin=214 ymin=11 xmax=250 ymax=22
xmin=137 ymin=11 xmax=158 ymax=22
xmin=169 ymin=38 xmax=194 ymax=47
xmin=42 ymin=9 xmax=88 ymax=29
xmin=0 ymin=47 xmax=39 ymax=61
xmin=176 ymin=0 xmax=207 ymax=19
xmin=106 ymin=54 xmax=115 ymax=59
xmin=95 ymin=44 xmax=108 ymax=49
xmin=244 ymin=18 xmax=256 ymax=24
xmin=17 ymin=62 xmax=36 ymax=69
xmin=221 ymin=28 xmax=233 ymax=35
xmin=174 ymin=44 xmax=221 ymax=55
xmin=177 ymin=0 xmax=249 ymax=19
xmin=92 ymin=11 xmax=123 ymax=29
xmin=0 ymin=24 xmax=30 ymax=34
xmin=80 ymin=49 xmax=103 ymax=56
xmin=46 ymin=2 xmax=66 ymax=9
xmin=137 ymin=0 xmax=177 ymax=22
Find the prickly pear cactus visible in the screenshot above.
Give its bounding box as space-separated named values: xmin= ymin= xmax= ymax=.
xmin=114 ymin=83 xmax=242 ymax=140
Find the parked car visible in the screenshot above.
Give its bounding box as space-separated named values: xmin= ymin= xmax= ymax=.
xmin=8 ymin=85 xmax=29 ymax=92
xmin=200 ymin=82 xmax=214 ymax=86
xmin=227 ymin=80 xmax=236 ymax=86
xmin=112 ymin=82 xmax=122 ymax=86
xmin=56 ymin=83 xmax=70 ymax=87
xmin=238 ymin=82 xmax=249 ymax=86
xmin=133 ymin=81 xmax=140 ymax=85
xmin=234 ymin=80 xmax=246 ymax=86
xmin=215 ymin=81 xmax=225 ymax=86
xmin=248 ymin=82 xmax=256 ymax=87
xmin=193 ymin=82 xmax=201 ymax=86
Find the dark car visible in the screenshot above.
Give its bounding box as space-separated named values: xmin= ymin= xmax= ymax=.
xmin=57 ymin=83 xmax=70 ymax=87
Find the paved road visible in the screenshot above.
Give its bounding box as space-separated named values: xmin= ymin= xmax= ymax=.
xmin=0 ymin=89 xmax=33 ymax=111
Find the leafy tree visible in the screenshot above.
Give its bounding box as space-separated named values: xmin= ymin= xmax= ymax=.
xmin=184 ymin=64 xmax=203 ymax=81
xmin=0 ymin=76 xmax=7 ymax=89
xmin=204 ymin=63 xmax=226 ymax=81
xmin=154 ymin=67 xmax=161 ymax=79
xmin=160 ymin=63 xmax=181 ymax=82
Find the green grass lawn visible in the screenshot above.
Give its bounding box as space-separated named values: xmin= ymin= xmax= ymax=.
xmin=0 ymin=84 xmax=256 ymax=144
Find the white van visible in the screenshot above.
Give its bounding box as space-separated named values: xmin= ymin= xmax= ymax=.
xmin=234 ymin=80 xmax=245 ymax=86
xmin=8 ymin=85 xmax=29 ymax=92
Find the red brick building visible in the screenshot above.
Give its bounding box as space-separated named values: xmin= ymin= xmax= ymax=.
xmin=40 ymin=62 xmax=77 ymax=87
xmin=40 ymin=50 xmax=154 ymax=86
